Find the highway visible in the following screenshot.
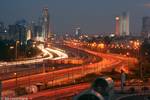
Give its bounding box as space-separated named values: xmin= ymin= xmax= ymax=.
xmin=0 ymin=44 xmax=69 ymax=78
xmin=21 ymin=82 xmax=150 ymax=100
xmin=0 ymin=44 xmax=93 ymax=81
xmin=1 ymin=43 xmax=137 ymax=99
xmin=22 ymin=83 xmax=90 ymax=100
xmin=0 ymin=44 xmax=68 ymax=68
xmin=2 ymin=50 xmax=119 ymax=89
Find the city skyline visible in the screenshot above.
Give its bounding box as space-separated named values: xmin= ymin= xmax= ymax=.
xmin=0 ymin=0 xmax=150 ymax=34
xmin=0 ymin=1 xmax=150 ymax=99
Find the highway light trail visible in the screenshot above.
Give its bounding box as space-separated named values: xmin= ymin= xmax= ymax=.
xmin=2 ymin=44 xmax=136 ymax=89
xmin=0 ymin=44 xmax=68 ymax=68
xmin=1 ymin=43 xmax=137 ymax=99
xmin=45 ymin=48 xmax=68 ymax=60
xmin=12 ymin=45 xmax=137 ymax=99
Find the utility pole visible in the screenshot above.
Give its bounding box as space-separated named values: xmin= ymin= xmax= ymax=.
xmin=15 ymin=41 xmax=19 ymax=60
xmin=121 ymin=70 xmax=126 ymax=92
xmin=14 ymin=73 xmax=17 ymax=89
xmin=139 ymin=62 xmax=143 ymax=80
xmin=43 ymin=63 xmax=45 ymax=73
xmin=0 ymin=79 xmax=2 ymax=99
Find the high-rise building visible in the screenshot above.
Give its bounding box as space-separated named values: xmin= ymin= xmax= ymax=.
xmin=42 ymin=7 xmax=50 ymax=41
xmin=15 ymin=19 xmax=28 ymax=44
xmin=8 ymin=19 xmax=28 ymax=44
xmin=30 ymin=21 xmax=35 ymax=39
xmin=26 ymin=28 xmax=32 ymax=41
xmin=115 ymin=16 xmax=120 ymax=36
xmin=75 ymin=27 xmax=81 ymax=36
xmin=34 ymin=25 xmax=42 ymax=41
xmin=141 ymin=16 xmax=150 ymax=38
xmin=8 ymin=25 xmax=17 ymax=40
xmin=74 ymin=27 xmax=82 ymax=39
xmin=0 ymin=22 xmax=8 ymax=40
xmin=115 ymin=12 xmax=130 ymax=36
xmin=0 ymin=22 xmax=4 ymax=33
xmin=120 ymin=12 xmax=130 ymax=36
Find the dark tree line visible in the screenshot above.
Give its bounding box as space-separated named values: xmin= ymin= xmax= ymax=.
xmin=140 ymin=39 xmax=150 ymax=62
xmin=0 ymin=40 xmax=40 ymax=61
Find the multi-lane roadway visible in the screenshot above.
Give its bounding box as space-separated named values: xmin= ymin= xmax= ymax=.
xmin=0 ymin=44 xmax=68 ymax=69
xmin=0 ymin=44 xmax=69 ymax=80
xmin=1 ymin=42 xmax=137 ymax=99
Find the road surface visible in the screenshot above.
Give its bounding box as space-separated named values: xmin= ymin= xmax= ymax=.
xmin=2 ymin=44 xmax=137 ymax=99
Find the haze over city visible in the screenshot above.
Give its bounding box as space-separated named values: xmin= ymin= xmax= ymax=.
xmin=1 ymin=0 xmax=150 ymax=34
xmin=0 ymin=0 xmax=150 ymax=100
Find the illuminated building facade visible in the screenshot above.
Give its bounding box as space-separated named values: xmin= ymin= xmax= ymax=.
xmin=0 ymin=22 xmax=4 ymax=33
xmin=26 ymin=28 xmax=31 ymax=41
xmin=115 ymin=12 xmax=130 ymax=36
xmin=15 ymin=20 xmax=27 ymax=44
xmin=8 ymin=19 xmax=28 ymax=44
xmin=75 ymin=27 xmax=81 ymax=38
xmin=0 ymin=22 xmax=8 ymax=40
xmin=34 ymin=25 xmax=42 ymax=41
xmin=42 ymin=7 xmax=50 ymax=41
xmin=120 ymin=12 xmax=130 ymax=36
xmin=142 ymin=16 xmax=150 ymax=38
xmin=115 ymin=16 xmax=120 ymax=36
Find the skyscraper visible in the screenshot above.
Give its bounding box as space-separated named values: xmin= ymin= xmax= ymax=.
xmin=26 ymin=27 xmax=31 ymax=41
xmin=8 ymin=19 xmax=28 ymax=44
xmin=115 ymin=12 xmax=130 ymax=36
xmin=0 ymin=22 xmax=4 ymax=33
xmin=115 ymin=16 xmax=120 ymax=36
xmin=141 ymin=16 xmax=150 ymax=38
xmin=15 ymin=19 xmax=28 ymax=44
xmin=34 ymin=25 xmax=42 ymax=41
xmin=75 ymin=27 xmax=81 ymax=38
xmin=120 ymin=12 xmax=130 ymax=36
xmin=33 ymin=17 xmax=43 ymax=41
xmin=42 ymin=7 xmax=50 ymax=41
xmin=0 ymin=22 xmax=8 ymax=40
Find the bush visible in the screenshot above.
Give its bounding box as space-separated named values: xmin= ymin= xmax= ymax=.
xmin=128 ymin=87 xmax=135 ymax=93
xmin=15 ymin=87 xmax=27 ymax=96
xmin=141 ymin=87 xmax=149 ymax=91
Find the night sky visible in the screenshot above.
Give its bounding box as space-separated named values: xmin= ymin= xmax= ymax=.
xmin=0 ymin=0 xmax=150 ymax=34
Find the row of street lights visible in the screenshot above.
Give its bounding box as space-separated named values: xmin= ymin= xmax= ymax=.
xmin=9 ymin=40 xmax=20 ymax=60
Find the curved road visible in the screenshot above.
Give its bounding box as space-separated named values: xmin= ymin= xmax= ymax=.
xmin=2 ymin=44 xmax=137 ymax=99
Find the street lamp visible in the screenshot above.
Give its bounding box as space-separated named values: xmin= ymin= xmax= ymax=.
xmin=14 ymin=72 xmax=17 ymax=88
xmin=9 ymin=46 xmax=14 ymax=49
xmin=42 ymin=60 xmax=46 ymax=73
xmin=9 ymin=46 xmax=14 ymax=60
xmin=52 ymin=67 xmax=55 ymax=87
xmin=15 ymin=41 xmax=20 ymax=60
xmin=135 ymin=41 xmax=143 ymax=80
xmin=126 ymin=52 xmax=130 ymax=68
xmin=0 ymin=79 xmax=2 ymax=99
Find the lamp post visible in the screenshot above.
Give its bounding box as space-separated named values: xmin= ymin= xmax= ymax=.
xmin=28 ymin=72 xmax=30 ymax=88
xmin=15 ymin=41 xmax=19 ymax=60
xmin=52 ymin=67 xmax=55 ymax=87
xmin=14 ymin=73 xmax=17 ymax=88
xmin=138 ymin=50 xmax=143 ymax=81
xmin=121 ymin=70 xmax=126 ymax=92
xmin=126 ymin=52 xmax=130 ymax=68
xmin=43 ymin=60 xmax=45 ymax=73
xmin=134 ymin=41 xmax=143 ymax=80
xmin=9 ymin=46 xmax=14 ymax=60
xmin=0 ymin=79 xmax=2 ymax=99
